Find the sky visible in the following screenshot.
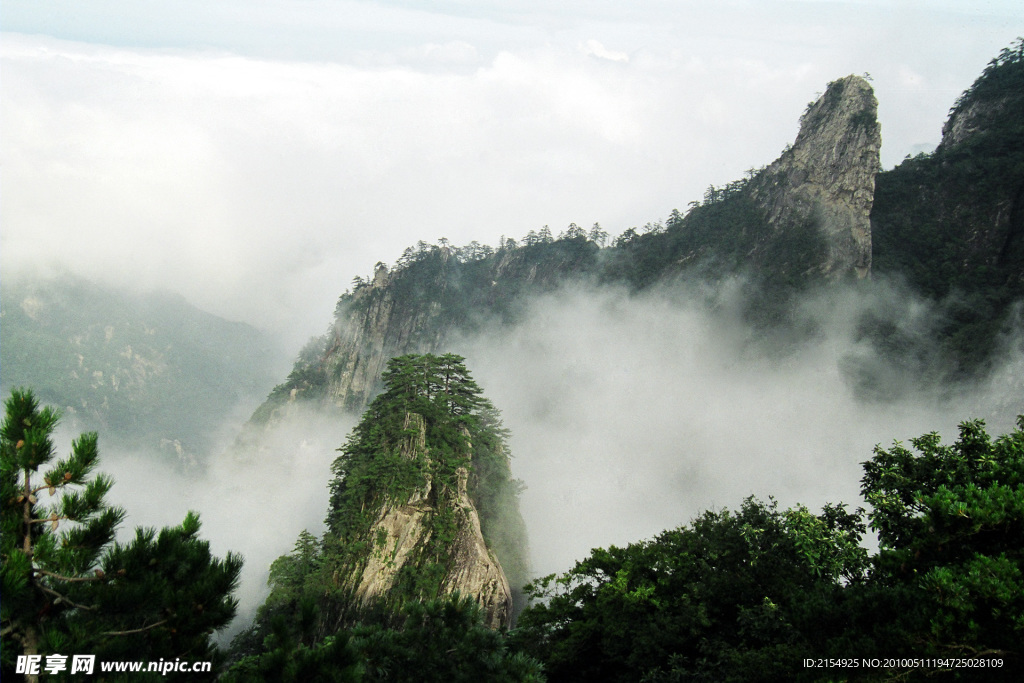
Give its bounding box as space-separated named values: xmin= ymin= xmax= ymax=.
xmin=3 ymin=1 xmax=1022 ymax=349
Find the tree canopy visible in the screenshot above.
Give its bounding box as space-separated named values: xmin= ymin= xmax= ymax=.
xmin=513 ymin=417 xmax=1024 ymax=681
xmin=229 ymin=354 xmax=531 ymax=676
xmin=1 ymin=388 xmax=242 ymax=681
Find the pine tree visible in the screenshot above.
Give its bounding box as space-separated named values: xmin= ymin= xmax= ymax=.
xmin=235 ymin=354 xmax=531 ymax=670
xmin=1 ymin=389 xmax=242 ymax=680
xmin=1 ymin=389 xmax=124 ymax=679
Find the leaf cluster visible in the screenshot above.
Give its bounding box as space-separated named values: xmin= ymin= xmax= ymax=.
xmin=224 ymin=594 xmax=543 ymax=682
xmin=514 ymin=497 xmax=866 ymax=682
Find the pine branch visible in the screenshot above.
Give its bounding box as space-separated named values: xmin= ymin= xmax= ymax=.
xmin=29 ymin=513 xmax=67 ymax=529
xmin=37 ymin=583 xmax=97 ymax=611
xmin=31 ymin=477 xmax=68 ymax=497
xmin=34 ymin=568 xmax=104 ymax=583
xmin=101 ymin=620 xmax=168 ymax=637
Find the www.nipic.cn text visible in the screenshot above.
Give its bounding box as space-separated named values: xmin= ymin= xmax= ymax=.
xmin=16 ymin=654 xmax=213 ymax=676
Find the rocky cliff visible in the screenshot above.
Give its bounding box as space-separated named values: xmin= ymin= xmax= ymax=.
xmin=251 ymin=78 xmax=884 ymax=419
xmin=748 ymin=75 xmax=880 ymax=280
xmin=346 ymin=411 xmax=512 ymax=630
xmin=345 ymin=412 xmax=512 ymax=628
xmin=314 ymin=354 xmax=526 ymax=630
xmin=245 ymin=237 xmax=598 ymax=421
xmin=251 ymin=52 xmax=1024 ymax=418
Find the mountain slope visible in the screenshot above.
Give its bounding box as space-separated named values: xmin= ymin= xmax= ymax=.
xmin=238 ymin=354 xmax=527 ymax=649
xmin=871 ymin=39 xmax=1024 ymax=373
xmin=1 ymin=273 xmax=283 ymax=460
xmin=252 ymin=74 xmax=885 ymax=419
xmin=250 ymin=42 xmax=1024 ymax=423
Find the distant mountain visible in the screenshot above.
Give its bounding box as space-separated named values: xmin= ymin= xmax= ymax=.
xmin=1 ymin=273 xmax=283 ymax=461
xmin=249 ymin=41 xmax=1023 ymax=423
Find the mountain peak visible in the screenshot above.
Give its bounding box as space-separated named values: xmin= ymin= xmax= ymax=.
xmin=938 ymin=39 xmax=1024 ymax=151
xmin=749 ymin=74 xmax=881 ymax=280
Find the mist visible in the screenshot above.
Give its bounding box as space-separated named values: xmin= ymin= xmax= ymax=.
xmin=4 ymin=6 xmax=1021 ymax=349
xmin=52 ymin=405 xmax=356 ymax=638
xmin=37 ymin=273 xmax=1024 ymax=640
xmin=8 ymin=0 xmax=1024 ymax=643
xmin=456 ymin=279 xmax=1024 ymax=577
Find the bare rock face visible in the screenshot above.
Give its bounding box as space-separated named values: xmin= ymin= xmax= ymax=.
xmin=439 ymin=464 xmax=513 ymax=629
xmin=937 ymin=96 xmax=1010 ymax=151
xmin=343 ymin=413 xmax=513 ymax=629
xmin=750 ymin=75 xmax=881 ymax=279
xmin=322 ymin=242 xmax=596 ymax=412
xmin=325 ymin=261 xmax=448 ymax=411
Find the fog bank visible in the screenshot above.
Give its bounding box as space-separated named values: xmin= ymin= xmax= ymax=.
xmin=69 ymin=407 xmax=355 ymax=637
xmin=459 ymin=281 xmax=1024 ymax=576
xmin=46 ymin=278 xmax=1024 ymax=637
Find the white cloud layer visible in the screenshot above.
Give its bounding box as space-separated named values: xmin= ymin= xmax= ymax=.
xmin=459 ymin=282 xmax=1024 ymax=576
xmin=6 ymin=1 xmax=1024 ymax=640
xmin=3 ymin=3 xmax=1021 ymax=348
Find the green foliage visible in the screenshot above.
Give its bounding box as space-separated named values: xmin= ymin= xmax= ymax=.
xmin=223 ymin=595 xmax=543 ymax=682
xmin=239 ymin=354 xmax=530 ymax=661
xmin=326 ymin=354 xmax=528 ymax=595
xmin=872 ymin=37 xmax=1024 ymax=377
xmin=860 ymin=417 xmax=1024 ymax=666
xmin=222 ymin=620 xmax=362 ymax=683
xmin=513 ymin=497 xmax=866 ymax=682
xmin=950 ymin=37 xmax=1024 ymax=115
xmin=514 ymin=416 xmax=1024 ymax=681
xmin=348 ymin=594 xmax=543 ymax=682
xmin=1 ymin=388 xmax=242 ymax=681
xmin=250 ymin=39 xmax=1023 ymax=432
xmin=599 ymin=179 xmax=785 ymax=291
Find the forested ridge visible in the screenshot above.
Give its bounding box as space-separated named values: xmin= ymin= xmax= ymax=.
xmin=220 ymin=354 xmax=537 ymax=680
xmin=256 ymin=40 xmax=1024 ymax=420
xmin=5 ymin=382 xmax=1023 ymax=680
xmin=872 ymin=41 xmax=1024 ymax=373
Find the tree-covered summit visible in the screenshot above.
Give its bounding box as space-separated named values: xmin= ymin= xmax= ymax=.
xmin=232 ymin=353 xmax=529 ymax=667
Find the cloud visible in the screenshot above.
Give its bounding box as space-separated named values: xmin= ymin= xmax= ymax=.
xmin=0 ymin=35 xmax=808 ymax=347
xmin=39 ymin=280 xmax=1023 ymax=634
xmin=2 ymin=4 xmax=1020 ymax=350
xmin=457 ymin=281 xmax=1024 ymax=577
xmin=81 ymin=405 xmax=356 ymax=638
xmin=580 ymin=39 xmax=629 ymax=63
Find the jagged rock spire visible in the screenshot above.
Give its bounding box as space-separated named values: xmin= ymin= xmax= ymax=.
xmin=750 ymin=74 xmax=881 ymax=279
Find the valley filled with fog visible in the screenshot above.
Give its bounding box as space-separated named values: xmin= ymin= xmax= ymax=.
xmin=63 ymin=274 xmax=1023 ymax=632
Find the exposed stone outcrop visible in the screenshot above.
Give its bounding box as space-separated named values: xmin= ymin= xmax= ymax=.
xmin=323 ymin=241 xmax=597 ymax=412
xmin=938 ymin=96 xmax=1008 ymax=151
xmin=749 ymin=75 xmax=881 ymax=279
xmin=343 ymin=413 xmax=513 ymax=629
xmin=251 ymin=76 xmax=884 ymax=425
xmin=324 ymin=262 xmax=447 ymax=411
